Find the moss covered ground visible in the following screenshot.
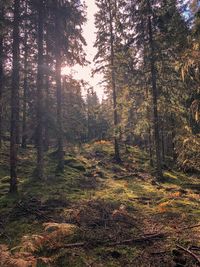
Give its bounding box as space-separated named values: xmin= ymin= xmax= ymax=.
xmin=0 ymin=141 xmax=199 ymax=266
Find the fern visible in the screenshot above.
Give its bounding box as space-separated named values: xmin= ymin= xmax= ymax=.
xmin=0 ymin=223 xmax=77 ymax=267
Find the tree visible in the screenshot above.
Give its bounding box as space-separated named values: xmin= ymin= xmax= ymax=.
xmin=43 ymin=18 xmax=51 ymax=151
xmin=147 ymin=0 xmax=163 ymax=179
xmin=117 ymin=0 xmax=189 ymax=178
xmin=0 ymin=4 xmax=4 ymax=148
xmin=94 ymin=0 xmax=122 ymax=162
xmin=51 ymin=0 xmax=86 ymax=170
xmin=63 ymin=76 xmax=87 ymax=144
xmin=86 ymin=87 xmax=98 ymax=141
xmin=54 ymin=0 xmax=64 ymax=172
xmin=86 ymin=87 xmax=102 ymax=141
xmin=10 ymin=0 xmax=20 ymax=193
xmin=21 ymin=0 xmax=28 ymax=149
xmin=35 ymin=0 xmax=45 ymax=179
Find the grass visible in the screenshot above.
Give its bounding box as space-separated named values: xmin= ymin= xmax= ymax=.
xmin=0 ymin=141 xmax=199 ymax=266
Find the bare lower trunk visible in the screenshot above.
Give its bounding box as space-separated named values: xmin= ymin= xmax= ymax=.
xmin=145 ymin=87 xmax=153 ymax=167
xmin=22 ymin=3 xmax=28 ymax=149
xmin=36 ymin=0 xmax=44 ymax=179
xmin=148 ymin=127 xmax=153 ymax=167
xmin=55 ymin=57 xmax=64 ymax=171
xmin=44 ymin=24 xmax=50 ymax=151
xmin=147 ymin=0 xmax=163 ymax=180
xmin=10 ymin=0 xmax=20 ymax=193
xmin=22 ymin=66 xmax=28 ymax=148
xmin=161 ymin=120 xmax=165 ymax=163
xmin=171 ymin=114 xmax=176 ymax=162
xmin=44 ymin=75 xmax=50 ymax=151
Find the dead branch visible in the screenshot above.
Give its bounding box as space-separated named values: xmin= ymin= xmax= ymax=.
xmin=49 ymin=232 xmax=166 ymax=253
xmin=176 ymin=244 xmax=200 ymax=266
xmin=107 ymin=233 xmax=165 ymax=247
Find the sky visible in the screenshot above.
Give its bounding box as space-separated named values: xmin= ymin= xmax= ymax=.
xmin=62 ymin=1 xmax=104 ymax=99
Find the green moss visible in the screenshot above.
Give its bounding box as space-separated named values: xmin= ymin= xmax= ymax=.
xmin=0 ymin=142 xmax=199 ymax=266
xmin=92 ymin=246 xmax=140 ymax=267
xmin=4 ymin=219 xmax=42 ymax=246
xmin=0 ymin=176 xmax=10 ymax=184
xmin=55 ymin=251 xmax=87 ymax=267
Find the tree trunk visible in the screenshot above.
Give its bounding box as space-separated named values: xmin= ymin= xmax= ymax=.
xmin=148 ymin=127 xmax=154 ymax=167
xmin=161 ymin=119 xmax=165 ymax=163
xmin=15 ymin=3 xmax=21 ymax=145
xmin=44 ymin=25 xmax=50 ymax=151
xmin=10 ymin=0 xmax=20 ymax=193
xmin=108 ymin=0 xmax=121 ymax=163
xmin=21 ymin=1 xmax=28 ymax=149
xmin=145 ymin=86 xmax=154 ymax=167
xmin=55 ymin=1 xmax=64 ymax=172
xmin=36 ymin=0 xmax=44 ymax=179
xmin=147 ymin=0 xmax=163 ymax=180
xmin=87 ymin=89 xmax=91 ymax=141
xmin=0 ymin=7 xmax=4 ymax=149
xmin=170 ymin=113 xmax=176 ymax=162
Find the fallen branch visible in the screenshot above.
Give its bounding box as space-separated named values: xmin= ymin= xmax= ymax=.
xmin=176 ymin=244 xmax=200 ymax=266
xmin=189 ymin=246 xmax=200 ymax=252
xmin=107 ymin=233 xmax=165 ymax=247
xmin=50 ymin=232 xmax=166 ymax=252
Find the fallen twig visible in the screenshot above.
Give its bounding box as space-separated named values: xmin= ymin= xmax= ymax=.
xmin=189 ymin=246 xmax=200 ymax=252
xmin=176 ymin=244 xmax=200 ymax=266
xmin=176 ymin=224 xmax=200 ymax=232
xmin=107 ymin=233 xmax=165 ymax=247
xmin=61 ymin=242 xmax=86 ymax=248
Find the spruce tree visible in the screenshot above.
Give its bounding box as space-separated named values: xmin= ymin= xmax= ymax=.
xmin=10 ymin=0 xmax=20 ymax=193
xmin=94 ymin=0 xmax=122 ymax=162
xmin=35 ymin=0 xmax=45 ymax=179
xmin=0 ymin=4 xmax=4 ymax=149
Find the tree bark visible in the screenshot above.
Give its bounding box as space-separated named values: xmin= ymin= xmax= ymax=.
xmin=148 ymin=127 xmax=154 ymax=167
xmin=161 ymin=119 xmax=165 ymax=163
xmin=36 ymin=0 xmax=44 ymax=179
xmin=15 ymin=2 xmax=21 ymax=145
xmin=0 ymin=7 xmax=4 ymax=149
xmin=10 ymin=0 xmax=20 ymax=193
xmin=21 ymin=0 xmax=28 ymax=149
xmin=147 ymin=0 xmax=163 ymax=180
xmin=145 ymin=87 xmax=154 ymax=167
xmin=55 ymin=1 xmax=64 ymax=172
xmin=44 ymin=25 xmax=50 ymax=151
xmin=108 ymin=0 xmax=121 ymax=163
xmin=170 ymin=113 xmax=176 ymax=162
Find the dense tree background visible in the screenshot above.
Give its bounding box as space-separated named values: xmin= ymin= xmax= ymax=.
xmin=0 ymin=0 xmax=199 ymax=191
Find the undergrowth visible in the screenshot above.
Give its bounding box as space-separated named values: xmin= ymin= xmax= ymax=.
xmin=0 ymin=141 xmax=199 ymax=266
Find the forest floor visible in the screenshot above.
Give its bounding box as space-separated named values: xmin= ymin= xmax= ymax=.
xmin=0 ymin=141 xmax=200 ymax=267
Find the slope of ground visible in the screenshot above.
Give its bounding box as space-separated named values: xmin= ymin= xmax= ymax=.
xmin=0 ymin=141 xmax=199 ymax=267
